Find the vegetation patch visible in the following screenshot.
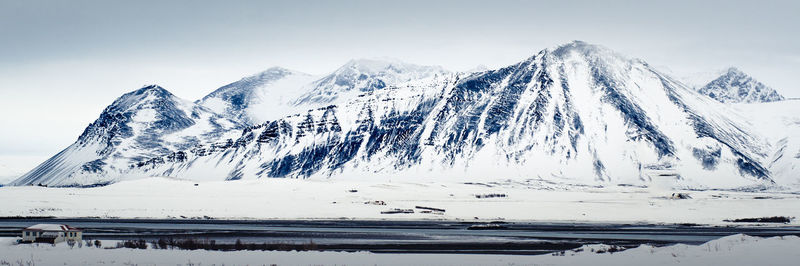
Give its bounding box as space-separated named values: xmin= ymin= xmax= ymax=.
xmin=724 ymin=216 xmax=793 ymax=223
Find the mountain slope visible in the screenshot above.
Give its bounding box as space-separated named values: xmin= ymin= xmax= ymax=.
xmin=10 ymin=85 xmax=240 ymax=186
xmin=127 ymin=41 xmax=775 ymax=189
xmin=732 ymin=100 xmax=800 ymax=187
xmin=697 ymin=67 xmax=785 ymax=103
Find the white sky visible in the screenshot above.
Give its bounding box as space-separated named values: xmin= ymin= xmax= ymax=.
xmin=1 ymin=0 xmax=798 ymax=174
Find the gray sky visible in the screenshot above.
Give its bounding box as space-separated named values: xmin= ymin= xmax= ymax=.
xmin=1 ymin=0 xmax=798 ymax=174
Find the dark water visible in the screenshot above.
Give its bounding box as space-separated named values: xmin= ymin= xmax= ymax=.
xmin=2 ymin=218 xmax=798 ymax=254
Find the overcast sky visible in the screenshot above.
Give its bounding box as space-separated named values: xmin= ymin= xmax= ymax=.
xmin=1 ymin=0 xmax=798 ymax=174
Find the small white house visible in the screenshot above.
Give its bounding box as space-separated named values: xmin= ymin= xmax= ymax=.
xmin=21 ymin=224 xmax=82 ymax=244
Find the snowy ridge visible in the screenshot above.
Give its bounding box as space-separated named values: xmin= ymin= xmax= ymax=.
xmin=119 ymin=41 xmax=778 ymax=189
xmin=697 ymin=67 xmax=785 ymax=103
xmin=198 ymin=67 xmax=315 ymax=125
xmin=294 ymin=58 xmax=449 ymax=106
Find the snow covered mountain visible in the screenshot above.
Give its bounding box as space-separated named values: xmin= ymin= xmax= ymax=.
xmin=198 ymin=67 xmax=315 ymax=125
xmin=119 ymin=41 xmax=778 ymax=189
xmin=11 ymin=58 xmax=452 ymax=187
xmin=10 ymin=85 xmax=241 ymax=186
xmin=697 ymin=67 xmax=785 ymax=103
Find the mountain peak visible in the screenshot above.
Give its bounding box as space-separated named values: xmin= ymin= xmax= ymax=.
xmin=201 ymin=67 xmax=307 ymax=102
xmin=111 ymin=85 xmax=179 ymax=112
xmin=542 ymin=41 xmax=639 ymax=70
xmin=550 ymin=40 xmax=612 ymax=57
xmin=725 ymin=67 xmax=744 ymax=76
xmin=217 ymin=67 xmax=305 ymax=91
xmin=250 ymin=66 xmax=297 ymax=80
xmin=698 ymin=68 xmax=784 ymax=103
xmin=117 ymin=85 xmax=177 ymax=105
xmin=135 ymin=84 xmax=170 ymax=94
xmin=555 ymin=40 xmax=593 ymax=49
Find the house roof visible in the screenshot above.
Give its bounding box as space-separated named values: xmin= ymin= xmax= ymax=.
xmin=24 ymin=224 xmax=80 ymax=231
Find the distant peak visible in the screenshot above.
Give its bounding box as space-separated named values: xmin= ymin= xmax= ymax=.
xmin=245 ymin=67 xmax=288 ymax=80
xmin=260 ymin=66 xmax=294 ymax=75
xmin=131 ymin=84 xmax=172 ymax=97
xmin=551 ymin=40 xmax=607 ymax=55
xmin=341 ymin=58 xmax=405 ymax=71
xmin=140 ymin=84 xmax=165 ymax=90
xmin=466 ymin=64 xmax=489 ymax=73
xmin=237 ymin=66 xmax=307 ymax=83
xmin=346 ymin=57 xmax=404 ymax=65
xmin=725 ymin=67 xmax=745 ymax=76
xmin=111 ymin=85 xmax=178 ymax=111
xmin=535 ymin=41 xmax=639 ymax=69
xmin=337 ymin=57 xmax=445 ymax=74
xmin=565 ymin=40 xmax=591 ymax=47
xmin=698 ymin=67 xmax=785 ymax=103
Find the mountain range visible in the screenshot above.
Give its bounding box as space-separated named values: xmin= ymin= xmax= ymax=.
xmin=9 ymin=41 xmax=797 ymax=189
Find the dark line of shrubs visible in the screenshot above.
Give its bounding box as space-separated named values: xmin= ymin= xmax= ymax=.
xmin=118 ymin=238 xmax=319 ymax=251
xmin=724 ymin=216 xmax=793 ymax=223
xmin=475 ymin=193 xmax=507 ymax=199
xmin=117 ymin=239 xmax=147 ymax=249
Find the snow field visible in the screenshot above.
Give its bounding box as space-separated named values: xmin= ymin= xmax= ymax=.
xmin=1 ymin=177 xmax=797 ymax=225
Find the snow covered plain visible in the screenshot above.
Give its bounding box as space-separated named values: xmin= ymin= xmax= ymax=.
xmin=1 ymin=177 xmax=797 ymax=225
xmin=1 ymin=234 xmax=798 ymax=265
